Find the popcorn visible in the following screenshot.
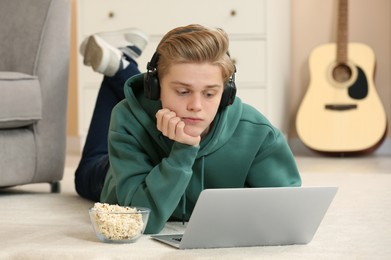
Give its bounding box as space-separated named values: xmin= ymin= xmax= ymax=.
xmin=90 ymin=203 xmax=144 ymax=241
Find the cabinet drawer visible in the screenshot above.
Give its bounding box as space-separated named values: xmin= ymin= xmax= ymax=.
xmin=230 ymin=40 xmax=266 ymax=85
xmin=80 ymin=0 xmax=266 ymax=36
xmin=80 ymin=82 xmax=268 ymax=132
xmin=80 ymin=39 xmax=267 ymax=85
xmin=79 ymin=38 xmax=267 ymax=94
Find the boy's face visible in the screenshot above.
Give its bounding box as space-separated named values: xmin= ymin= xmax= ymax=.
xmin=160 ymin=62 xmax=224 ymax=138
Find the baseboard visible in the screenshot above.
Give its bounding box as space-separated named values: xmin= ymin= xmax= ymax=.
xmin=289 ymin=137 xmax=391 ymax=156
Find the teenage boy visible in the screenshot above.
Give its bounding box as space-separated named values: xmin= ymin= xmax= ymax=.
xmin=75 ymin=24 xmax=301 ymax=234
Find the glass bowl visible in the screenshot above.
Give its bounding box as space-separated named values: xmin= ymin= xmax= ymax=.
xmin=89 ymin=203 xmax=150 ymax=243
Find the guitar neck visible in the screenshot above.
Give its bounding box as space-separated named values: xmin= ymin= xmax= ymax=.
xmin=336 ymin=0 xmax=348 ymax=64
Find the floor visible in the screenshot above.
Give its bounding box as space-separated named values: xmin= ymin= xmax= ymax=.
xmin=290 ymin=138 xmax=391 ymax=174
xmin=3 ymin=142 xmax=390 ymax=259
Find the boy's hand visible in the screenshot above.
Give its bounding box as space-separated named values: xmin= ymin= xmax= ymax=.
xmin=156 ymin=108 xmax=201 ymax=146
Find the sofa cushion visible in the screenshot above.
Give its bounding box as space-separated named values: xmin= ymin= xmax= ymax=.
xmin=0 ymin=72 xmax=42 ymax=129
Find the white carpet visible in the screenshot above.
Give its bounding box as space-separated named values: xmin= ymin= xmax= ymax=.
xmin=1 ymin=155 xmax=390 ymax=259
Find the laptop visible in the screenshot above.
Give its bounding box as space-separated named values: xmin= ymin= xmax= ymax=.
xmin=151 ymin=186 xmax=338 ymax=249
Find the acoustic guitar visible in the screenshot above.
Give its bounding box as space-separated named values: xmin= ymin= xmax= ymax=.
xmin=295 ymin=0 xmax=387 ymax=155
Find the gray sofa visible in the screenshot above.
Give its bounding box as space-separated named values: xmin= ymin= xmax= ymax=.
xmin=0 ymin=0 xmax=70 ymax=192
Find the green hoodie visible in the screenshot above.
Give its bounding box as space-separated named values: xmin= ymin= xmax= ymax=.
xmin=100 ymin=73 xmax=301 ymax=234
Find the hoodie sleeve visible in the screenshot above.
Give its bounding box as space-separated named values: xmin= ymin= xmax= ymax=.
xmin=245 ymin=126 xmax=302 ymax=188
xmin=101 ymin=127 xmax=199 ymax=234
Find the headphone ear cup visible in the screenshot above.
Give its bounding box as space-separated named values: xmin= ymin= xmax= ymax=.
xmin=143 ymin=71 xmax=160 ymax=100
xmin=219 ymin=79 xmax=237 ymax=108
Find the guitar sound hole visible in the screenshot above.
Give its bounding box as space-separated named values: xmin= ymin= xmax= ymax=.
xmin=333 ymin=63 xmax=352 ymax=83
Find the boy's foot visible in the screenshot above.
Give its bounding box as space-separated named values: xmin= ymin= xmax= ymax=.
xmin=81 ymin=35 xmax=123 ymax=77
xmin=96 ymin=28 xmax=149 ymax=60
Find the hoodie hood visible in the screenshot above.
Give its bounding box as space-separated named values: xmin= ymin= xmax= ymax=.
xmin=123 ymin=73 xmax=243 ymax=157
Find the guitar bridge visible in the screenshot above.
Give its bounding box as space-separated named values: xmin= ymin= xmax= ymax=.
xmin=325 ymin=104 xmax=357 ymax=111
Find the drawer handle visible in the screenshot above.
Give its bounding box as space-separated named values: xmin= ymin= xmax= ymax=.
xmin=108 ymin=11 xmax=115 ymax=18
xmin=230 ymin=10 xmax=237 ymax=16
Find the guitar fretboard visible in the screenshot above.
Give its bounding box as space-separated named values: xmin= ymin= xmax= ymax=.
xmin=336 ymin=0 xmax=348 ymax=64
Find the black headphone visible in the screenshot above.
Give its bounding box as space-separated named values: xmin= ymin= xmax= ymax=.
xmin=143 ymin=52 xmax=237 ymax=109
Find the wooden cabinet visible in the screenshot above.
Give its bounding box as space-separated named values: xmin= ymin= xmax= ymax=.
xmin=77 ymin=0 xmax=291 ymax=144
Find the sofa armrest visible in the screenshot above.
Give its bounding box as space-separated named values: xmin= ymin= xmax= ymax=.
xmin=0 ymin=72 xmax=42 ymax=129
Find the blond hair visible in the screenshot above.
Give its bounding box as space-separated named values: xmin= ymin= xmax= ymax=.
xmin=156 ymin=24 xmax=235 ymax=84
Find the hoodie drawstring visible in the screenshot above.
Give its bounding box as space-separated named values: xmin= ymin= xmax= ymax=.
xmin=200 ymin=156 xmax=205 ymax=191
